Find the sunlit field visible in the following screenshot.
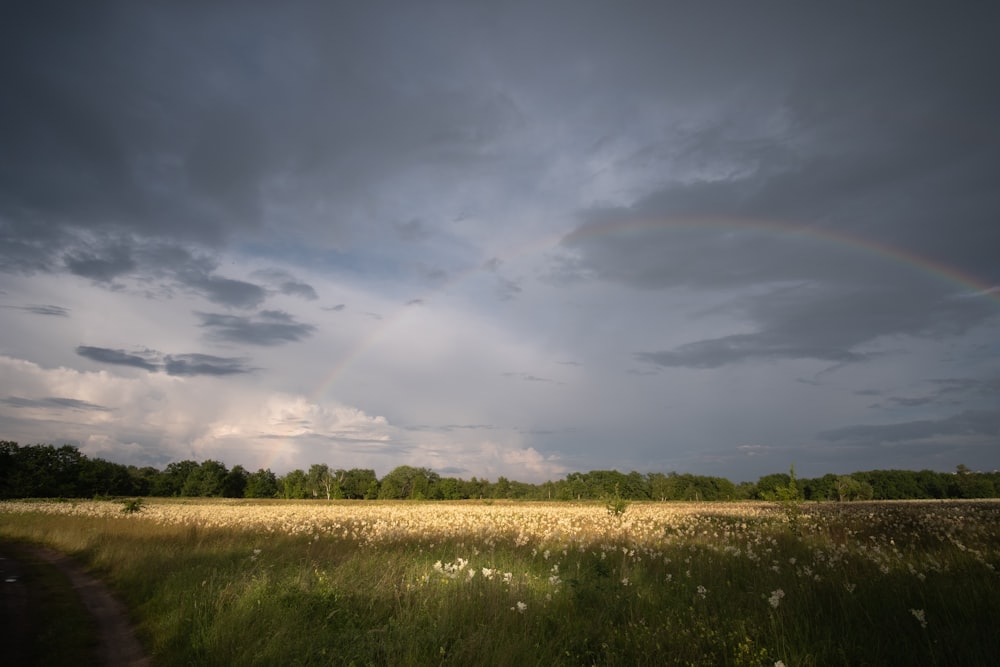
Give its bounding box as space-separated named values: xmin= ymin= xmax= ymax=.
xmin=2 ymin=499 xmax=998 ymax=666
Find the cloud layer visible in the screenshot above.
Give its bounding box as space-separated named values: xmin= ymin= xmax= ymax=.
xmin=1 ymin=2 xmax=998 ymax=480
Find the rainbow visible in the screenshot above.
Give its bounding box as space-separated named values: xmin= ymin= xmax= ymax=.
xmin=307 ymin=216 xmax=999 ymax=407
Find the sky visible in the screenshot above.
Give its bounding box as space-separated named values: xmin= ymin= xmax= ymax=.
xmin=1 ymin=1 xmax=999 ymax=483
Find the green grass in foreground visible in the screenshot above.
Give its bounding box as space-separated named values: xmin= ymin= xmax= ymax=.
xmin=1 ymin=501 xmax=999 ymax=666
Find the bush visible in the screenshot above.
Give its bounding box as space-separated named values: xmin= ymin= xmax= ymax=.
xmin=120 ymin=498 xmax=144 ymax=514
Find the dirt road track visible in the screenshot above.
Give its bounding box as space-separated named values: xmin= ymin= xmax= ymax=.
xmin=0 ymin=543 xmax=150 ymax=667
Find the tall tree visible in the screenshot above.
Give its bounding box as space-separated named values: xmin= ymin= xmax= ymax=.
xmin=181 ymin=460 xmax=229 ymax=497
xmin=245 ymin=468 xmax=278 ymax=498
xmin=279 ymin=469 xmax=308 ymax=499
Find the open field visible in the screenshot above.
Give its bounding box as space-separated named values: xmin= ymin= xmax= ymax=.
xmin=2 ymin=499 xmax=998 ymax=666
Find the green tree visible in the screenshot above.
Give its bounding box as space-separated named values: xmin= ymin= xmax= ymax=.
xmin=307 ymin=464 xmax=336 ymax=499
xmin=801 ymin=473 xmax=839 ymax=501
xmin=647 ymin=472 xmax=677 ymax=501
xmin=835 ymin=474 xmax=872 ymax=501
xmin=245 ymin=468 xmax=278 ymax=498
xmin=154 ymin=460 xmax=199 ymax=496
xmin=0 ymin=441 xmax=18 ymax=498
xmin=338 ymin=468 xmax=378 ymax=499
xmin=493 ymin=476 xmax=513 ymax=499
xmin=950 ymin=471 xmax=995 ymax=498
xmin=378 ymin=466 xmax=439 ymax=499
xmin=279 ymin=469 xmax=308 ymax=499
xmin=436 ymin=477 xmax=460 ymax=500
xmin=755 ymin=472 xmax=792 ymax=500
xmin=79 ymin=457 xmax=135 ymax=497
xmin=914 ymin=469 xmax=947 ymax=498
xmin=182 ymin=460 xmax=229 ymax=497
xmin=773 ymin=465 xmax=801 ymax=503
xmin=127 ymin=466 xmax=160 ymax=496
xmin=222 ymin=465 xmax=248 ymax=498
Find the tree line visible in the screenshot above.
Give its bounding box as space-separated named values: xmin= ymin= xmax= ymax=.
xmin=1 ymin=441 xmax=997 ymax=501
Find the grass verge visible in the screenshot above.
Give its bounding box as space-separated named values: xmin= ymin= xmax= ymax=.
xmin=1 ymin=500 xmax=998 ymax=666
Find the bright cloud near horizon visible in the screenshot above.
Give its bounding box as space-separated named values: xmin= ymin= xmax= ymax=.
xmin=2 ymin=2 xmax=999 ymax=483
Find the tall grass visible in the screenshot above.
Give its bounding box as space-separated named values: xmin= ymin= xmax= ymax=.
xmin=1 ymin=499 xmax=998 ymax=666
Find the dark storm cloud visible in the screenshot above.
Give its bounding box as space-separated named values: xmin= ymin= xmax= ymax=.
xmin=394 ymin=219 xmax=429 ymax=243
xmin=0 ymin=1 xmax=533 ymax=276
xmin=495 ymin=276 xmax=522 ymax=301
xmin=881 ymin=396 xmax=946 ymax=408
xmin=869 ymin=376 xmax=1000 ymax=410
xmin=251 ymin=269 xmax=319 ymax=301
xmin=3 ymin=3 xmax=997 ymax=278
xmin=196 ymin=311 xmax=315 ymax=346
xmin=180 ymin=274 xmax=267 ymax=309
xmin=554 ymin=5 xmax=1000 ymax=368
xmin=928 ymin=377 xmax=1000 ymax=399
xmin=1 ymin=304 xmax=70 ymax=317
xmin=278 ymin=281 xmax=319 ymax=300
xmin=818 ymin=410 xmax=1000 ymax=446
xmin=637 ymin=282 xmax=998 ymax=368
xmin=75 ymin=345 xmax=159 ymax=372
xmin=502 ymin=372 xmax=560 ymax=384
xmin=142 ymin=245 xmax=269 ymax=308
xmin=0 ymin=4 xmax=269 ymax=253
xmin=259 ymin=310 xmax=293 ymax=321
xmin=418 ymin=266 xmax=450 ymax=285
xmin=2 ymin=220 xmax=272 ymax=309
xmin=64 ymin=243 xmax=137 ymax=282
xmin=577 ymin=3 xmax=998 ymax=281
xmin=2 ymin=396 xmax=110 ymax=411
xmin=61 ymin=236 xmax=270 ymax=309
xmin=2 ymin=2 xmax=998 ymax=479
xmin=164 ymin=354 xmax=254 ymax=377
xmin=637 ymin=335 xmax=867 ymax=369
xmin=482 ymin=258 xmax=503 ymax=272
xmin=75 ymin=344 xmax=256 ymax=376
xmin=403 ymin=423 xmax=498 ymax=433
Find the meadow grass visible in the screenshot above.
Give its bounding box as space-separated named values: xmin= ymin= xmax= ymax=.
xmin=1 ymin=499 xmax=998 ymax=666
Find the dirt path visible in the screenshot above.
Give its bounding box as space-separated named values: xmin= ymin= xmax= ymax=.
xmin=0 ymin=544 xmax=150 ymax=667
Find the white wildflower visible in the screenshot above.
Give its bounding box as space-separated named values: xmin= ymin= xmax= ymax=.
xmin=768 ymin=589 xmax=785 ymax=608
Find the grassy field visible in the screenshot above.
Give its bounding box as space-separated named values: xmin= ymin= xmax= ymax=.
xmin=1 ymin=498 xmax=998 ymax=666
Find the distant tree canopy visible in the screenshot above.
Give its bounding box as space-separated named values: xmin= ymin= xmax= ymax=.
xmin=1 ymin=441 xmax=997 ymax=501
